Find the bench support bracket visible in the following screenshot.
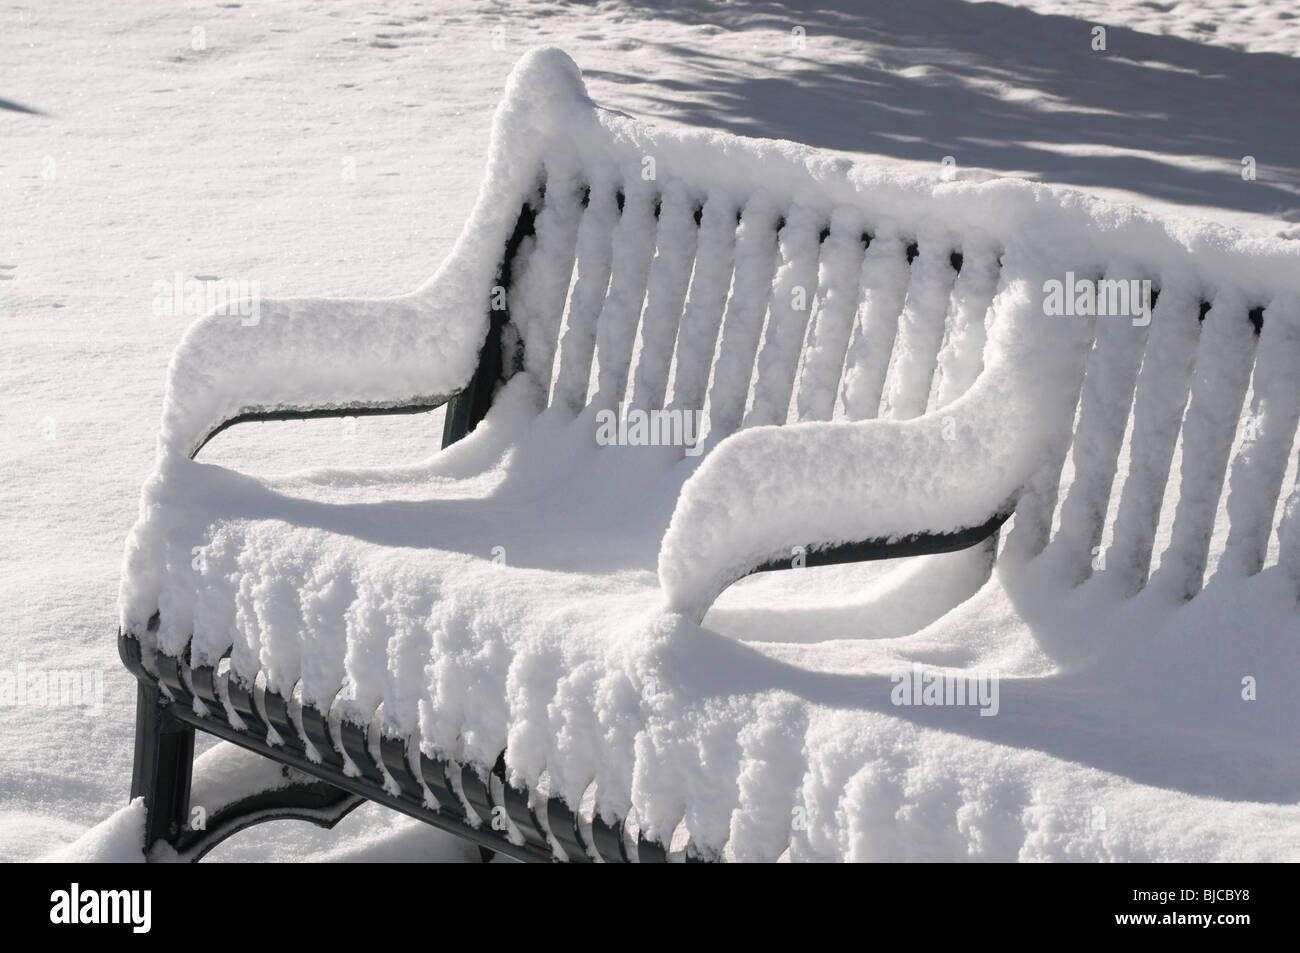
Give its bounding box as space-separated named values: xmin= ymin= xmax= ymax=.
xmin=130 ymin=680 xmax=196 ymax=848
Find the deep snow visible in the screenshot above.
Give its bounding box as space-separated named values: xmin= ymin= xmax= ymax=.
xmin=4 ymin=0 xmax=1299 ymax=861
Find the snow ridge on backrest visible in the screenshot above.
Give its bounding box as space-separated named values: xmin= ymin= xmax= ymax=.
xmin=489 ymin=49 xmax=1300 ymax=603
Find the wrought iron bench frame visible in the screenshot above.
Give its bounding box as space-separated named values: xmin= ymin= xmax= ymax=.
xmin=118 ymin=189 xmax=1016 ymax=861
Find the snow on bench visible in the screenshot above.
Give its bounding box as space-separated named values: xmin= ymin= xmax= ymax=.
xmin=117 ymin=48 xmax=1300 ymax=862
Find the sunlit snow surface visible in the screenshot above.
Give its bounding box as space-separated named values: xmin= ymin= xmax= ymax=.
xmin=4 ymin=0 xmax=1298 ymax=861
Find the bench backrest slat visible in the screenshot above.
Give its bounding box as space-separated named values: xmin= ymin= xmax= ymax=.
xmin=702 ymin=198 xmax=784 ymax=440
xmin=1221 ymin=300 xmax=1300 ymax=579
xmin=999 ymin=312 xmax=1097 ymax=566
xmin=592 ymin=183 xmax=659 ymax=417
xmin=628 ymin=185 xmax=699 ymax=414
xmin=794 ymin=215 xmax=870 ymax=423
xmin=1279 ymin=459 xmax=1300 ymax=591
xmin=880 ymin=243 xmax=960 ymax=421
xmin=1043 ymin=272 xmax=1152 ymax=587
xmin=838 ymin=234 xmax=913 ymax=421
xmin=743 ymin=206 xmax=823 ymax=429
xmin=663 ymin=193 xmax=739 ymax=423
xmin=928 ymin=241 xmax=1001 ymax=410
xmin=1151 ymin=291 xmax=1261 ymax=600
xmin=514 ymin=175 xmax=582 ymax=395
xmin=549 ymin=182 xmax=619 ymax=415
xmin=1104 ymin=286 xmax=1204 ymax=594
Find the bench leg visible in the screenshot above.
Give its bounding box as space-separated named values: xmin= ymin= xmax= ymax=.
xmin=129 ymin=680 xmax=195 ymax=849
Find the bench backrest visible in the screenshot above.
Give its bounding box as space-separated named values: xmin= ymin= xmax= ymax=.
xmin=498 ymin=150 xmax=1003 ymax=447
xmin=1012 ymin=281 xmax=1300 ymax=603
xmin=468 ymin=49 xmax=1300 ymax=605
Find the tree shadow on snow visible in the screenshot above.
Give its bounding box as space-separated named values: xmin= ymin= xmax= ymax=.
xmin=585 ymin=0 xmax=1300 ymax=220
xmin=0 ymin=95 xmax=47 ymax=116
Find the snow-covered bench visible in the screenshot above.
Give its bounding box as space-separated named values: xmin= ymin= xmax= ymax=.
xmin=117 ymin=48 xmax=1300 ymax=862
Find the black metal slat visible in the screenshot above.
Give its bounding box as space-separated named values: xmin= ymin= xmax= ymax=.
xmin=225 ymin=675 xmax=267 ymax=737
xmin=500 ymin=781 xmax=550 ymax=852
xmin=121 ymin=625 xmax=688 ymax=863
xmin=156 ymin=653 xmax=192 ymax=706
xmin=378 ymin=734 xmax=425 ymax=800
xmin=636 ymin=836 xmax=669 ymax=863
xmin=589 ymin=812 xmax=629 ymax=863
xmin=546 ymin=797 xmax=592 ymax=863
xmin=338 ymin=719 xmax=384 ymax=783
xmin=418 ymin=752 xmax=467 ymax=819
xmin=189 ymin=664 xmax=227 ymax=723
xmin=460 ymin=762 xmax=497 ymax=828
xmin=262 ymin=689 xmax=304 ymax=752
xmin=300 ymin=703 xmax=345 ymax=770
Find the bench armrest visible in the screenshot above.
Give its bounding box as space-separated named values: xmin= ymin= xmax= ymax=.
xmin=657 ymin=269 xmax=1081 ymax=621
xmin=158 ymin=291 xmax=486 ymax=461
xmin=155 ymin=49 xmax=605 ymax=462
xmin=657 ymin=399 xmax=1032 ymax=622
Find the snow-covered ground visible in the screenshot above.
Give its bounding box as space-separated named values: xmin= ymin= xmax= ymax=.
xmin=3 ymin=0 xmax=1298 ymax=861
